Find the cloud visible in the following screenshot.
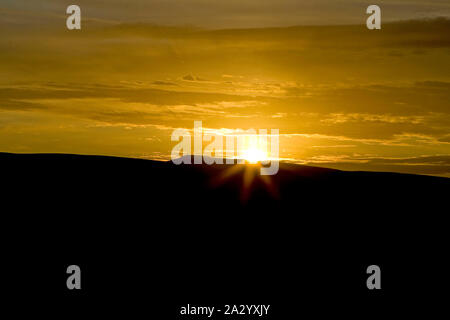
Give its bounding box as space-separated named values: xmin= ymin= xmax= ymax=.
xmin=364 ymin=155 xmax=450 ymax=166
xmin=2 ymin=79 xmax=450 ymax=143
xmin=152 ymin=81 xmax=178 ymax=86
xmin=182 ymin=74 xmax=208 ymax=82
xmin=438 ymin=134 xmax=450 ymax=143
xmin=2 ymin=0 xmax=450 ymax=28
xmin=301 ymin=155 xmax=450 ymax=176
xmin=320 ymin=113 xmax=427 ymax=125
xmin=1 ymin=16 xmax=449 ymax=176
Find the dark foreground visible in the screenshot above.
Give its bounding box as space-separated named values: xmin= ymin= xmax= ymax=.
xmin=1 ymin=153 xmax=449 ymax=318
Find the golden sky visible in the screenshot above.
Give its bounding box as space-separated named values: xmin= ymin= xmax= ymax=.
xmin=1 ymin=1 xmax=450 ymax=176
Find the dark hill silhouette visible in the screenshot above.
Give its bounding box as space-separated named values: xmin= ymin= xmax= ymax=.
xmin=2 ymin=152 xmax=449 ymax=314
xmin=2 ymin=152 xmax=447 ymax=211
xmin=2 ymin=151 xmax=448 ymax=243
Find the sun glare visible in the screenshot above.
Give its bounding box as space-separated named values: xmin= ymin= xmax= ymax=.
xmin=242 ymin=147 xmax=269 ymax=164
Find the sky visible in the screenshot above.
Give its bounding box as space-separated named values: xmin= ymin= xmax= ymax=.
xmin=2 ymin=0 xmax=450 ymax=27
xmin=1 ymin=1 xmax=450 ymax=176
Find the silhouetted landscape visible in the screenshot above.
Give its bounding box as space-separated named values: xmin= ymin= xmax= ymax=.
xmin=2 ymin=0 xmax=450 ymax=317
xmin=2 ymin=152 xmax=449 ymax=316
xmin=3 ymin=152 xmax=448 ymax=210
xmin=3 ymin=151 xmax=448 ymax=241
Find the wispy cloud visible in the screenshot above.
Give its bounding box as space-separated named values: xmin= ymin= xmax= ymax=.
xmin=1 ymin=18 xmax=449 ymax=175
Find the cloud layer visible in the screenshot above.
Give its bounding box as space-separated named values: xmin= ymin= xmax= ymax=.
xmin=2 ymin=0 xmax=450 ymax=28
xmin=0 ymin=18 xmax=449 ymax=176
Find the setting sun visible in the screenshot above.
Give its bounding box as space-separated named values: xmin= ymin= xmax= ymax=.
xmin=242 ymin=147 xmax=269 ymax=164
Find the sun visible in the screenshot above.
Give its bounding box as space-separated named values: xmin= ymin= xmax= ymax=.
xmin=242 ymin=147 xmax=269 ymax=164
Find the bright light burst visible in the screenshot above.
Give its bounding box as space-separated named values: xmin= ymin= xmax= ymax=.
xmin=242 ymin=147 xmax=269 ymax=164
